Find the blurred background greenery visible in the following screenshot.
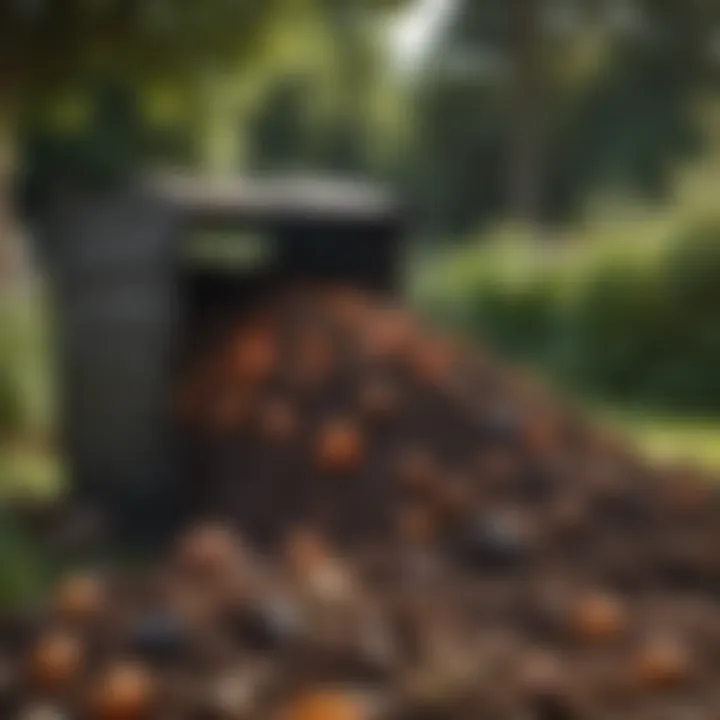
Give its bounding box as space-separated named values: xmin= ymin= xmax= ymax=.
xmin=1 ymin=0 xmax=720 ymax=508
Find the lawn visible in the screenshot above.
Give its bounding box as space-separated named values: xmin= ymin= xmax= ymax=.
xmin=590 ymin=404 xmax=720 ymax=471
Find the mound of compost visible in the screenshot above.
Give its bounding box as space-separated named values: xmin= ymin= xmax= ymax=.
xmin=3 ymin=284 xmax=720 ymax=719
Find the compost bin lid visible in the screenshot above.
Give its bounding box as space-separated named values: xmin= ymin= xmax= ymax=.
xmin=150 ymin=172 xmax=401 ymax=226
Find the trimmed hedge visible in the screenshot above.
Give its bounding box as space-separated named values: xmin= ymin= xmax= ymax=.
xmin=415 ymin=217 xmax=720 ymax=412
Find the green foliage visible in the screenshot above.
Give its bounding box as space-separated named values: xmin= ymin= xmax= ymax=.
xmin=0 ymin=288 xmax=59 ymax=504
xmin=245 ymin=13 xmax=405 ymax=179
xmin=12 ymin=0 xmax=408 ymax=191
xmin=416 ymin=215 xmax=720 ymax=412
xmin=0 ymin=293 xmax=54 ymax=438
xmin=591 ymin=404 xmax=720 ymax=470
xmin=0 ymin=366 xmax=21 ymax=439
xmin=5 ymin=0 xmax=412 ymax=92
xmin=0 ymin=510 xmax=50 ymax=609
xmin=561 ymin=255 xmax=670 ymax=398
xmin=407 ymin=0 xmax=718 ymax=232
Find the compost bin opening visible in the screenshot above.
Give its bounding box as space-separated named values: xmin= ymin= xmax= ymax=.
xmin=183 ymin=228 xmax=278 ymax=271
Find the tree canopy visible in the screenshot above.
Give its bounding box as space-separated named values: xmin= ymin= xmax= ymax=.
xmin=1 ymin=0 xmax=405 ymax=98
xmin=8 ymin=0 xmax=407 ymax=196
xmin=5 ymin=0 xmax=720 ymax=234
xmin=408 ymin=0 xmax=720 ymax=232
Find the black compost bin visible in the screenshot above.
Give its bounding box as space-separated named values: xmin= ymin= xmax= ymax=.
xmin=35 ymin=173 xmax=404 ymax=541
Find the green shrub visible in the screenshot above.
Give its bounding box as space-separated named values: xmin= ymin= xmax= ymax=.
xmin=415 ymin=216 xmax=720 ymax=412
xmin=560 ymin=257 xmax=670 ymax=396
xmin=467 ymin=274 xmax=561 ymax=361
xmin=0 ymin=362 xmax=22 ymax=438
xmin=0 ymin=510 xmax=50 ymax=609
xmin=0 ymin=289 xmax=55 ymax=438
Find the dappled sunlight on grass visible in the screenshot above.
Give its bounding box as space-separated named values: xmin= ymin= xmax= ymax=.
xmin=591 ymin=404 xmax=720 ymax=471
xmin=0 ymin=442 xmax=63 ymax=500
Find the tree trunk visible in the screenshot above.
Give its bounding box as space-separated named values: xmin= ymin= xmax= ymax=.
xmin=0 ymin=103 xmax=33 ymax=293
xmin=507 ymin=0 xmax=544 ymax=228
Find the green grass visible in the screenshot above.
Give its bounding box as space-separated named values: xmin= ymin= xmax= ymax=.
xmin=0 ymin=444 xmax=63 ymax=499
xmin=0 ymin=282 xmax=61 ymax=501
xmin=590 ymin=403 xmax=720 ymax=471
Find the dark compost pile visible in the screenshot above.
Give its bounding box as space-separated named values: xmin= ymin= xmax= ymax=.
xmin=3 ymin=284 xmax=720 ymax=720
